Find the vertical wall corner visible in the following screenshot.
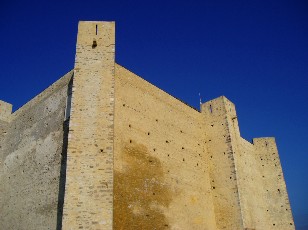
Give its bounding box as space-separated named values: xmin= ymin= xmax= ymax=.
xmin=62 ymin=21 xmax=115 ymax=230
xmin=200 ymin=95 xmax=244 ymax=229
xmin=201 ymin=96 xmax=240 ymax=136
xmin=252 ymin=136 xmax=295 ymax=228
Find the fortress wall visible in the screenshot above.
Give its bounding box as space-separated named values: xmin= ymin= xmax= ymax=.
xmin=62 ymin=22 xmax=115 ymax=229
xmin=234 ymin=137 xmax=269 ymax=229
xmin=114 ymin=64 xmax=217 ymax=230
xmin=0 ymin=119 xmax=9 ymax=206
xmin=202 ymin=97 xmax=295 ymax=230
xmin=201 ymin=97 xmax=244 ymax=229
xmin=253 ymin=138 xmax=295 ymax=229
xmin=0 ymin=72 xmax=72 ymax=230
xmin=0 ymin=101 xmax=12 ymax=181
xmin=0 ymin=100 xmax=12 ymax=169
xmin=0 ymin=100 xmax=12 ymax=122
xmin=0 ymin=21 xmax=295 ymax=230
xmin=0 ymin=120 xmax=8 ymax=147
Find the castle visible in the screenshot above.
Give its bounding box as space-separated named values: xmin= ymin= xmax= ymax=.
xmin=0 ymin=21 xmax=294 ymax=229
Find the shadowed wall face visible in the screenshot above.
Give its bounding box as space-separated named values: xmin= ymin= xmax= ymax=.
xmin=0 ymin=73 xmax=72 ymax=230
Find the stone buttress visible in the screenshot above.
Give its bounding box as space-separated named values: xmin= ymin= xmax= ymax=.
xmin=62 ymin=21 xmax=115 ymax=229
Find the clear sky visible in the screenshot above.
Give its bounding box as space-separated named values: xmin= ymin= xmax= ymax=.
xmin=1 ymin=0 xmax=307 ymax=228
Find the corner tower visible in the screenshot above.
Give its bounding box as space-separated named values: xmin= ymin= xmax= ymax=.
xmin=201 ymin=96 xmax=244 ymax=229
xmin=201 ymin=96 xmax=294 ymax=229
xmin=62 ymin=21 xmax=115 ymax=229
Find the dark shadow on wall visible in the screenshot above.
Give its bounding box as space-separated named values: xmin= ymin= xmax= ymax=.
xmin=56 ymin=119 xmax=69 ymax=230
xmin=56 ymin=77 xmax=73 ymax=230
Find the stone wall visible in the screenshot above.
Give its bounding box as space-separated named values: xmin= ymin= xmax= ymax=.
xmin=0 ymin=71 xmax=72 ymax=230
xmin=201 ymin=97 xmax=244 ymax=229
xmin=201 ymin=96 xmax=294 ymax=230
xmin=252 ymin=138 xmax=294 ymax=229
xmin=0 ymin=20 xmax=294 ymax=230
xmin=234 ymin=137 xmax=268 ymax=229
xmin=62 ymin=21 xmax=115 ymax=229
xmin=0 ymin=100 xmax=12 ymax=122
xmin=0 ymin=119 xmax=10 ymax=216
xmin=114 ymin=64 xmax=217 ymax=230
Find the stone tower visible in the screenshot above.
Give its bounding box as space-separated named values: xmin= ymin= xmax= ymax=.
xmin=62 ymin=21 xmax=115 ymax=229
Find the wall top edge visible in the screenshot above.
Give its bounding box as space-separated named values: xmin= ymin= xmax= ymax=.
xmin=11 ymin=70 xmax=73 ymax=120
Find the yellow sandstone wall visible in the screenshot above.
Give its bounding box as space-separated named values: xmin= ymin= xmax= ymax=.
xmin=114 ymin=64 xmax=217 ymax=230
xmin=252 ymin=138 xmax=294 ymax=229
xmin=233 ymin=137 xmax=268 ymax=229
xmin=62 ymin=21 xmax=115 ymax=229
xmin=201 ymin=97 xmax=244 ymax=229
xmin=201 ymin=96 xmax=294 ymax=230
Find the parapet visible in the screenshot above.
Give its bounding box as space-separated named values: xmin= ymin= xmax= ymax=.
xmin=0 ymin=100 xmax=12 ymax=122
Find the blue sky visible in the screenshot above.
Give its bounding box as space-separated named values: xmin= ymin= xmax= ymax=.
xmin=1 ymin=0 xmax=307 ymax=228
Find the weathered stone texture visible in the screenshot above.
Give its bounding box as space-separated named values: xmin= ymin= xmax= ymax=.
xmin=0 ymin=100 xmax=12 ymax=122
xmin=201 ymin=97 xmax=294 ymax=230
xmin=201 ymin=97 xmax=244 ymax=229
xmin=252 ymin=138 xmax=294 ymax=229
xmin=114 ymin=64 xmax=217 ymax=229
xmin=0 ymin=71 xmax=72 ymax=230
xmin=235 ymin=137 xmax=268 ymax=229
xmin=62 ymin=21 xmax=115 ymax=230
